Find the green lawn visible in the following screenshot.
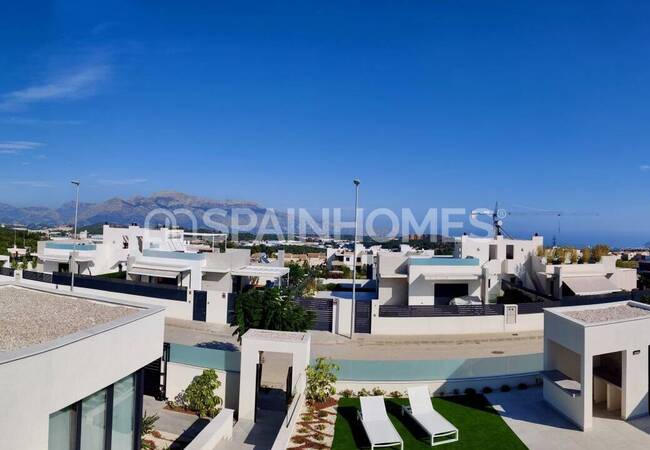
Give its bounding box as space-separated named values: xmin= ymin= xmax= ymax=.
xmin=332 ymin=395 xmax=527 ymax=450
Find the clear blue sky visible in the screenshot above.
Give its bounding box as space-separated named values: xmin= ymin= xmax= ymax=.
xmin=0 ymin=1 xmax=649 ymax=246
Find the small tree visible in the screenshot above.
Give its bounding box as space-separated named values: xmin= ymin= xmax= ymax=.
xmin=183 ymin=369 xmax=223 ymax=418
xmin=581 ymin=247 xmax=592 ymax=264
xmin=30 ymin=257 xmax=37 ymax=269
xmin=592 ymin=244 xmax=610 ymax=262
xmin=233 ymin=287 xmax=315 ymax=342
xmin=305 ymin=357 xmax=340 ymax=403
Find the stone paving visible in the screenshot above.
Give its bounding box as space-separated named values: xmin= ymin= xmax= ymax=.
xmin=487 ymin=387 xmax=650 ymax=449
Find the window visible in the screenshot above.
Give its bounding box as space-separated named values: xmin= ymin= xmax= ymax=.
xmin=111 ymin=376 xmax=136 ymax=449
xmin=506 ymin=245 xmax=514 ymax=260
xmin=48 ymin=373 xmax=140 ymax=450
xmin=48 ymin=405 xmax=77 ymax=450
xmin=80 ymin=389 xmax=108 ymax=450
xmin=489 ymin=245 xmax=497 ymax=261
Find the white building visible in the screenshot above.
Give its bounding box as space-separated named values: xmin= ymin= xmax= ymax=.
xmin=326 ymin=243 xmax=375 ymax=274
xmin=533 ymin=255 xmax=637 ymax=298
xmin=35 ymin=224 xmax=289 ymax=293
xmin=543 ymin=301 xmax=650 ymax=430
xmin=377 ymin=234 xmax=638 ymax=306
xmin=377 ymin=234 xmax=543 ymax=306
xmin=0 ymin=282 xmax=165 ymax=450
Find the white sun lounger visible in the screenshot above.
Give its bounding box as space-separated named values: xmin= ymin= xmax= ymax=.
xmin=402 ymin=386 xmax=459 ymax=446
xmin=358 ymin=396 xmax=404 ymax=450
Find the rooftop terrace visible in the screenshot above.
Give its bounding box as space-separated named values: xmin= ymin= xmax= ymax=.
xmin=564 ymin=304 xmax=650 ymax=324
xmin=0 ymin=285 xmax=135 ymax=352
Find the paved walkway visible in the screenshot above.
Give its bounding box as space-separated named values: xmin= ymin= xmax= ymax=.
xmin=143 ymin=396 xmax=208 ymax=449
xmin=487 ymin=388 xmax=650 ymax=449
xmin=164 ymin=318 xmax=542 ymax=360
xmin=216 ymin=411 xmax=285 ymax=450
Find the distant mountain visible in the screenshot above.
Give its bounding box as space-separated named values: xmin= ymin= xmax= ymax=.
xmin=0 ymin=191 xmax=279 ymax=230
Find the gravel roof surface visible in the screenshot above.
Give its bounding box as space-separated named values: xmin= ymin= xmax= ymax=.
xmin=0 ymin=286 xmax=136 ymax=352
xmin=565 ymin=304 xmax=650 ymax=324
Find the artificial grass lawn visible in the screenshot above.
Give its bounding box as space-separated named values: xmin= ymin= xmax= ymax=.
xmin=331 ymin=395 xmax=527 ymax=450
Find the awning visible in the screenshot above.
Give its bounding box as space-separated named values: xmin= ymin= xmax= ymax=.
xmin=201 ymin=266 xmax=231 ymax=274
xmin=37 ymin=254 xmax=93 ymax=263
xmin=129 ymin=264 xmax=190 ymax=279
xmin=562 ymin=276 xmax=620 ymax=296
xmin=231 ymin=265 xmax=290 ymax=278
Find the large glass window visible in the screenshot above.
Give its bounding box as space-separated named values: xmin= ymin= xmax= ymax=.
xmin=48 ymin=372 xmax=140 ymax=450
xmin=111 ymin=375 xmax=136 ymax=449
xmin=80 ymin=388 xmax=108 ymax=450
xmin=48 ymin=405 xmax=77 ymax=450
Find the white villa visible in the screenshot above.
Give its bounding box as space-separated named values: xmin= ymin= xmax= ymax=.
xmin=376 ymin=234 xmax=637 ymax=306
xmin=35 ymin=224 xmax=289 ymax=292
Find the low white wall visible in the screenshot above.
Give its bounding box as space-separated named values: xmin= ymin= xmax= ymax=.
xmin=166 ymin=362 xmax=240 ymax=410
xmin=336 ymin=373 xmax=541 ymax=396
xmin=333 ymin=298 xmax=352 ymax=337
xmin=543 ymin=379 xmax=584 ymax=429
xmin=184 ymin=408 xmax=234 ymax=450
xmin=206 ymin=290 xmax=229 ymax=324
xmin=371 ymin=311 xmax=543 ymax=335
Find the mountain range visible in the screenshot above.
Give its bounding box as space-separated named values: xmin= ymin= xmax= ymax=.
xmin=0 ymin=191 xmax=274 ymax=229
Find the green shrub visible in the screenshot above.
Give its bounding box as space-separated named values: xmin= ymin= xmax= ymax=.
xmin=389 ymin=390 xmax=403 ymax=398
xmin=141 ymin=411 xmax=159 ymax=450
xmin=340 ymin=389 xmax=354 ymax=398
xmin=358 ymin=388 xmax=370 ymax=397
xmin=371 ymin=387 xmax=385 ymax=396
xmin=182 ymin=369 xmax=222 ymax=417
xmin=464 ymin=388 xmax=477 ymax=396
xmin=306 ymin=357 xmax=339 ymax=403
xmin=482 ymin=386 xmax=493 ymax=394
xmin=517 ymin=383 xmax=528 ymax=390
xmin=500 ymin=385 xmax=511 ymax=392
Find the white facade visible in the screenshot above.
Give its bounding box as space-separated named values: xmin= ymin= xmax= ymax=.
xmin=377 ymin=235 xmax=542 ymax=306
xmin=533 ymin=255 xmax=638 ymax=298
xmin=543 ymin=301 xmax=650 ymax=430
xmin=0 ymin=282 xmax=165 ymax=450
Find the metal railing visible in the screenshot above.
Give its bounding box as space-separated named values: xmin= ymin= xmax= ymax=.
xmin=22 ymin=270 xmax=53 ymax=283
xmin=52 ymin=272 xmax=188 ymax=301
xmin=379 ymin=304 xmax=504 ymax=317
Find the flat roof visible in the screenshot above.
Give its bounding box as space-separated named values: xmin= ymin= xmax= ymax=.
xmin=563 ymin=304 xmax=650 ymax=325
xmin=0 ymin=285 xmax=137 ymax=352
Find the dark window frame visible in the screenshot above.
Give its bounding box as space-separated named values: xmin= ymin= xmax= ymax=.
xmin=52 ymin=369 xmax=143 ymax=450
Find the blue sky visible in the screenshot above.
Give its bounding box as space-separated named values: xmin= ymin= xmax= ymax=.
xmin=0 ymin=1 xmax=649 ymax=246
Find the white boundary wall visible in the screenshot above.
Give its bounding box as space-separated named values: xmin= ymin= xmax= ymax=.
xmin=370 ymin=308 xmax=543 ymax=335
xmin=184 ymin=409 xmax=234 ymax=450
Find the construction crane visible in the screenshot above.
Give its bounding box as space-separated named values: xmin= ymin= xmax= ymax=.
xmin=505 ymin=207 xmax=599 ymax=246
xmin=471 ymin=203 xmax=599 ymax=244
xmin=470 ymin=202 xmax=510 ymax=238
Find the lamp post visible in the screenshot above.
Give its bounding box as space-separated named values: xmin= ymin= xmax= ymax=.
xmin=350 ymin=179 xmax=360 ymax=339
xmin=70 ymin=181 xmax=80 ymax=291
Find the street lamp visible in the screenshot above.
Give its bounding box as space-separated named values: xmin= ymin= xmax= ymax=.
xmin=350 ymin=179 xmax=360 ymax=339
xmin=70 ymin=181 xmax=80 ymax=291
